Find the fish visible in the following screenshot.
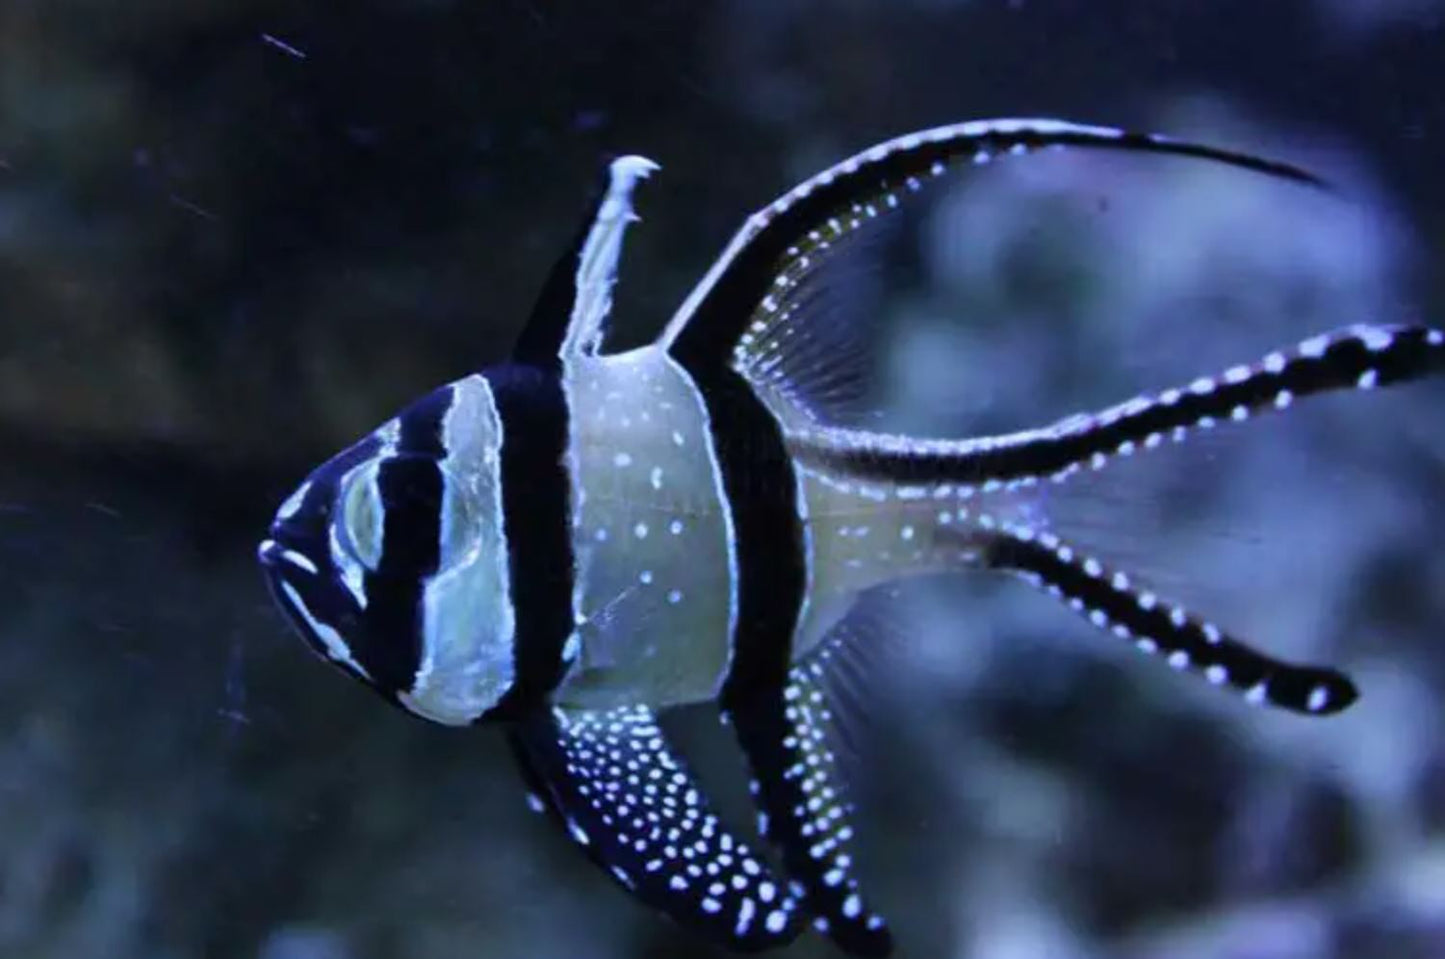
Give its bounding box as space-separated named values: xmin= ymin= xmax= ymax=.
xmin=256 ymin=118 xmax=1444 ymax=955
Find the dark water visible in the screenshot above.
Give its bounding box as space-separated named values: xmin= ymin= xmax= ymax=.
xmin=2 ymin=3 xmax=1444 ymax=958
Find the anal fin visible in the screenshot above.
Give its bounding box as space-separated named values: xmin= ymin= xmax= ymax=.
xmin=726 ymin=655 xmax=894 ymax=957
xmin=510 ymin=703 xmax=803 ymax=951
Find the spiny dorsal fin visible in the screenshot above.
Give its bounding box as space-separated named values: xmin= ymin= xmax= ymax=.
xmin=513 ymin=155 xmax=658 ymax=366
xmin=659 ymin=118 xmax=1326 ymax=384
xmin=510 ymin=703 xmax=804 ymax=951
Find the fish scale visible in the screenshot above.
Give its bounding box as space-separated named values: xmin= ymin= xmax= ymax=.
xmin=257 ymin=118 xmax=1444 ymax=954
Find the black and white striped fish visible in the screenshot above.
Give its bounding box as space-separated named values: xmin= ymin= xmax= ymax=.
xmin=257 ymin=118 xmax=1443 ymax=955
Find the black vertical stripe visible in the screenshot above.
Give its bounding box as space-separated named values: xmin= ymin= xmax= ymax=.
xmin=485 ymin=362 xmax=576 ymax=718
xmin=673 ymin=347 xmax=808 ymax=708
xmin=350 ymin=385 xmax=453 ymax=695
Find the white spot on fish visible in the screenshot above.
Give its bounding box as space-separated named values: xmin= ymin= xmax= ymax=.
xmin=278 ymin=549 xmax=318 ymax=575
xmin=275 ymin=480 xmax=311 ymax=521
xmin=1355 ymin=325 xmax=1393 ymax=352
xmin=567 ymin=818 xmax=591 ymax=846
xmin=736 ymin=897 xmax=756 ymax=935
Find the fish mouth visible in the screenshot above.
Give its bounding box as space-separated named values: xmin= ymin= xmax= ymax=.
xmin=256 ymin=537 xmax=320 ymax=576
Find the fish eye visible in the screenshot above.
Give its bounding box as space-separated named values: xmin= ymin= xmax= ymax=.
xmin=333 ymin=459 xmax=387 ymax=573
xmin=332 ymin=454 xmax=490 ymax=576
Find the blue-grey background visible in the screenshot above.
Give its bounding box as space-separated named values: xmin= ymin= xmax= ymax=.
xmin=2 ymin=2 xmax=1444 ymax=958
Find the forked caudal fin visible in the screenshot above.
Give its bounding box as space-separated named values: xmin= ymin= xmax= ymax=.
xmin=794 ymin=322 xmax=1445 ymax=715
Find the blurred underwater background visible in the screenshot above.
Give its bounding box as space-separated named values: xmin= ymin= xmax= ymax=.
xmin=2 ymin=1 xmax=1445 ymax=957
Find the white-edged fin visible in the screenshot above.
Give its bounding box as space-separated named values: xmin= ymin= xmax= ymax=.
xmin=725 ymin=597 xmax=906 ymax=957
xmin=509 ymin=703 xmax=804 ymax=950
xmin=659 ymin=118 xmax=1325 ymax=413
xmin=514 ymin=156 xmax=659 ymax=364
xmin=565 ymin=156 xmax=660 ymax=357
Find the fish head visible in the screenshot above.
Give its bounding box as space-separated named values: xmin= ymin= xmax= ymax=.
xmin=258 ymin=377 xmax=522 ymax=725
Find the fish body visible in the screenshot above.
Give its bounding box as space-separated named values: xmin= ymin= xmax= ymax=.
xmin=258 ymin=120 xmax=1444 ymax=954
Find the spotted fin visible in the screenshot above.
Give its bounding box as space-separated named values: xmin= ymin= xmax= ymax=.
xmin=727 ymin=681 xmax=892 ymax=955
xmin=510 ymin=704 xmax=804 ymax=951
xmin=514 ymin=155 xmax=659 ymax=365
xmin=980 ymin=522 xmax=1358 ymax=715
xmin=658 ymin=118 xmax=1325 ymax=407
xmin=725 ymin=608 xmax=901 ymax=957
